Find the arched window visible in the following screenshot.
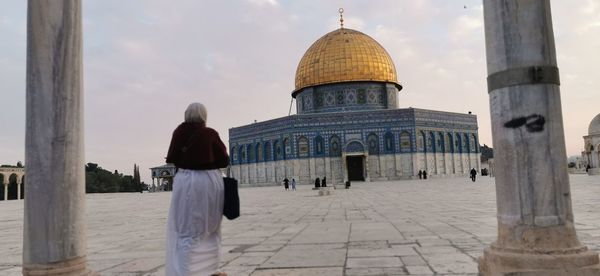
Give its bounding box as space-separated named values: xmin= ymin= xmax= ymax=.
xmin=231 ymin=146 xmax=237 ymax=163
xmin=438 ymin=132 xmax=445 ymax=152
xmin=247 ymin=144 xmax=254 ymax=162
xmin=314 ymin=136 xmax=324 ymax=155
xmin=471 ymin=134 xmax=478 ymax=153
xmin=238 ymin=146 xmax=245 ymax=164
xmin=329 ymin=135 xmax=341 ymax=157
xmin=283 ymin=138 xmax=290 ymax=159
xmin=264 ymin=141 xmax=272 ymax=161
xmin=464 ymin=133 xmax=470 ymax=154
xmin=427 ymin=132 xmax=435 ymax=153
xmin=256 ymin=143 xmax=262 ymax=162
xmin=298 ymin=136 xmax=309 ymax=157
xmin=273 ymin=140 xmax=281 ymax=161
xmin=346 ymin=141 xmax=365 ymax=153
xmin=456 ymin=133 xmax=463 ymax=153
xmin=367 ymin=133 xmax=379 ymax=154
xmin=447 ymin=133 xmax=454 ymax=153
xmin=418 ymin=131 xmax=426 ymax=152
xmin=384 ymin=132 xmax=394 ymax=153
xmin=400 ymin=131 xmax=411 ymax=152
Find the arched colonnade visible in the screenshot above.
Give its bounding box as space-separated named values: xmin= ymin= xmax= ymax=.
xmin=0 ymin=167 xmax=25 ymax=201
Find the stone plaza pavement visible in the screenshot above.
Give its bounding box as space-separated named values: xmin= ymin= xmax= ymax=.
xmin=1 ymin=175 xmax=600 ymax=275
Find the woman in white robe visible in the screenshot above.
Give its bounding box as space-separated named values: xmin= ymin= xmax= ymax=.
xmin=165 ymin=103 xmax=229 ymax=276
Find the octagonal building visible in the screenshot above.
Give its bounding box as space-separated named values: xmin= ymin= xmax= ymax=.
xmin=229 ymin=26 xmax=481 ymax=186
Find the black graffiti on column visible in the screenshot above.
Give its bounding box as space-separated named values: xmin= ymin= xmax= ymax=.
xmin=504 ymin=114 xmax=546 ymax=132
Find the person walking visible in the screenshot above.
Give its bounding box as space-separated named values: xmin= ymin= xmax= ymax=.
xmin=314 ymin=177 xmax=321 ymax=188
xmin=422 ymin=170 xmax=427 ymax=179
xmin=321 ymin=177 xmax=327 ymax=187
xmin=283 ymin=177 xmax=289 ymax=190
xmin=470 ymin=168 xmax=477 ymax=182
xmin=165 ymin=103 xmax=229 ymax=276
xmin=418 ymin=170 xmax=423 ymax=179
xmin=291 ymin=178 xmax=296 ymax=191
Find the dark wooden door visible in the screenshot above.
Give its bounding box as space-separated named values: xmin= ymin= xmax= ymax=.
xmin=347 ymin=156 xmax=364 ymax=181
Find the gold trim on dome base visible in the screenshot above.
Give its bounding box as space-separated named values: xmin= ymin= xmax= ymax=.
xmin=293 ymin=28 xmax=401 ymax=95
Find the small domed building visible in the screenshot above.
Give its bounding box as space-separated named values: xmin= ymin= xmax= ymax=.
xmin=228 ymin=26 xmax=481 ymax=186
xmin=582 ymin=113 xmax=600 ymax=175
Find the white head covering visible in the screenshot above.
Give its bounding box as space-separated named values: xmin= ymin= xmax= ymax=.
xmin=184 ymin=102 xmax=207 ymax=123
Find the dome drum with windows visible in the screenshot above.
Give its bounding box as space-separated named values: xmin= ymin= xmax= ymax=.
xmin=293 ymin=27 xmax=402 ymax=114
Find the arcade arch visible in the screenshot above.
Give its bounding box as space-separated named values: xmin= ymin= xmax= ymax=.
xmin=0 ymin=167 xmax=25 ymax=201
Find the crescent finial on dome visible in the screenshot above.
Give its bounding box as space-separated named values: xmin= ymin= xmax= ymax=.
xmin=339 ymin=8 xmax=344 ymax=29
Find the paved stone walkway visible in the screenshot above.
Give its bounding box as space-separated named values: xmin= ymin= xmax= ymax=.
xmin=1 ymin=175 xmax=600 ymax=275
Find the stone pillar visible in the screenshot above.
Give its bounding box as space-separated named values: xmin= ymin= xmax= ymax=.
xmin=479 ymin=1 xmax=600 ymax=275
xmin=3 ymin=182 xmax=7 ymax=201
xmin=341 ymin=153 xmax=348 ymax=183
xmin=17 ymin=181 xmax=21 ymax=200
xmin=23 ymin=1 xmax=93 ymax=275
xmin=363 ymin=153 xmax=370 ymax=182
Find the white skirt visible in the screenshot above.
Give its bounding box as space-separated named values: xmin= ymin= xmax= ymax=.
xmin=165 ymin=169 xmax=224 ymax=276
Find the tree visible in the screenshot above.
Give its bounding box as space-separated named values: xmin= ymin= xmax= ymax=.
xmin=85 ymin=163 xmax=137 ymax=193
xmin=480 ymin=144 xmax=494 ymax=162
xmin=133 ymin=164 xmax=142 ymax=192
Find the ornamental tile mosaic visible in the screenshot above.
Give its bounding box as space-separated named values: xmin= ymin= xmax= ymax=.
xmin=367 ymin=89 xmax=378 ymax=104
xmin=325 ymin=92 xmax=335 ymax=107
xmin=304 ymin=94 xmax=313 ymax=110
xmin=346 ymin=141 xmax=365 ymax=153
xmin=336 ymin=90 xmax=345 ymax=105
xmin=345 ymin=89 xmax=357 ymax=104
xmin=315 ymin=92 xmax=323 ymax=108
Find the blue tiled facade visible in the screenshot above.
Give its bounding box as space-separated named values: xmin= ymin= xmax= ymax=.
xmin=229 ymin=98 xmax=480 ymax=187
xmin=229 ymin=107 xmax=479 ymax=165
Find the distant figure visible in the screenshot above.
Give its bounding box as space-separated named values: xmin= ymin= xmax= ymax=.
xmin=422 ymin=170 xmax=428 ymax=179
xmin=587 ymin=164 xmax=591 ymax=172
xmin=345 ymin=181 xmax=351 ymax=189
xmin=418 ymin=170 xmax=423 ymax=179
xmin=314 ymin=177 xmax=321 ymax=188
xmin=470 ymin=168 xmax=477 ymax=182
xmin=283 ymin=177 xmax=289 ymax=190
xmin=291 ymin=178 xmax=296 ymax=191
xmin=321 ymin=177 xmax=327 ymax=187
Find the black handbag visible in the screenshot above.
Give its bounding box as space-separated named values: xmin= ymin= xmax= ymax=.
xmin=223 ymin=173 xmax=240 ymax=220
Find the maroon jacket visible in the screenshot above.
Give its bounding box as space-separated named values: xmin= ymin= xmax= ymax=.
xmin=166 ymin=123 xmax=229 ymax=170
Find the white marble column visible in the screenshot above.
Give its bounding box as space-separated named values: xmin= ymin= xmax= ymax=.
xmin=3 ymin=183 xmax=7 ymax=201
xmin=23 ymin=1 xmax=94 ymax=275
xmin=479 ymin=0 xmax=600 ymax=275
xmin=17 ymin=181 xmax=21 ymax=200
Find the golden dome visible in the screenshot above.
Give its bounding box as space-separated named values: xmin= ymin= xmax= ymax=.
xmin=293 ymin=28 xmax=401 ymax=95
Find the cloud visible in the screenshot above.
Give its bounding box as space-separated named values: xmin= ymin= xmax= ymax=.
xmin=247 ymin=0 xmax=278 ymax=7
xmin=450 ymin=15 xmax=483 ymax=43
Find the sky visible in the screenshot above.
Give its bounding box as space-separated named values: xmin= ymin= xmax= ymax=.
xmin=1 ymin=0 xmax=599 ymax=183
